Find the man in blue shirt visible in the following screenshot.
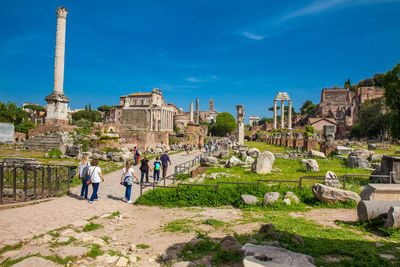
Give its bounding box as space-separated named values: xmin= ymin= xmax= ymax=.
xmin=160 ymin=152 xmax=171 ymax=179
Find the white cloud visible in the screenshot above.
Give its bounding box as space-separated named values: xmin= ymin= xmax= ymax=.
xmin=242 ymin=31 xmax=264 ymax=41
xmin=185 ymin=76 xmax=204 ymax=82
xmin=185 ymin=75 xmax=218 ymax=83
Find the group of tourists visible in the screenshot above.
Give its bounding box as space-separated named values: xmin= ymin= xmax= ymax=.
xmin=78 ymin=150 xmax=172 ymax=204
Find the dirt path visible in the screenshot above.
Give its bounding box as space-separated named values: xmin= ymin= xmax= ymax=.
xmin=0 ymin=151 xmax=201 ymax=246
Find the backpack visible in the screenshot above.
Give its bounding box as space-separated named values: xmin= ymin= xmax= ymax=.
xmin=154 ymin=161 xmax=161 ymax=171
xmin=81 ymin=163 xmax=90 ymax=183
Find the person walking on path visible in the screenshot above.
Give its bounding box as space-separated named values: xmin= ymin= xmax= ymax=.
xmin=160 ymin=151 xmax=171 ymax=180
xmin=153 ymin=157 xmax=161 ymax=183
xmin=120 ymin=161 xmax=138 ymax=203
xmin=78 ymin=154 xmax=91 ymax=199
xmin=133 ymin=147 xmax=140 ymax=166
xmin=88 ymin=159 xmax=104 ymax=203
xmin=139 ymin=155 xmax=152 ymax=184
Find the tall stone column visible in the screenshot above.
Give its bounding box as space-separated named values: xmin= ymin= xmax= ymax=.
xmin=273 ymin=100 xmax=277 ymax=129
xmin=288 ymin=100 xmax=292 ymax=130
xmin=281 ymin=100 xmax=285 ymax=129
xmin=189 ymin=103 xmax=194 ymax=123
xmin=45 ymin=6 xmax=70 ymax=126
xmin=236 ymin=105 xmax=245 ymax=145
xmin=196 ymin=98 xmax=200 ymax=124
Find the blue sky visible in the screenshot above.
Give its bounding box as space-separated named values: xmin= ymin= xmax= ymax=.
xmin=0 ymin=0 xmax=399 ymax=122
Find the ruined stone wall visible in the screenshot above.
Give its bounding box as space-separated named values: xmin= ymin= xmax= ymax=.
xmin=119 ymin=131 xmax=168 ymax=150
xmin=263 ymin=135 xmax=318 ymax=152
xmin=120 ymin=109 xmax=148 ymax=131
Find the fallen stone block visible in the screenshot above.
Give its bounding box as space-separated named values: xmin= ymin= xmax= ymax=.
xmin=357 ymin=200 xmax=400 ymax=222
xmin=312 ymin=183 xmax=361 ymax=204
xmin=384 ymin=207 xmax=400 ymax=228
xmin=360 ymin=184 xmax=400 ymax=201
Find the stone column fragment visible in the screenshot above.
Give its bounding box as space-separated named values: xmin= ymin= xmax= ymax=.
xmin=273 ymin=101 xmax=277 ymax=130
xmin=281 ymin=100 xmax=284 ymax=129
xmin=288 ymin=100 xmax=292 ymax=130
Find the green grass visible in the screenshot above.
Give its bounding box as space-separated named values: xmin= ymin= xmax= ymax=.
xmin=83 ymin=222 xmax=103 ymax=232
xmin=0 ymin=242 xmax=23 ymax=255
xmin=107 ymin=211 xmax=120 ymax=219
xmin=49 ymin=237 xmax=76 ymax=247
xmin=86 ymin=244 xmax=104 ymax=258
xmin=136 ymin=244 xmax=150 ymax=249
xmin=100 ymin=236 xmax=111 ymax=243
xmin=163 ymin=219 xmax=195 ymax=233
xmin=202 ymin=219 xmax=225 ymax=228
xmin=245 ymin=141 xmax=294 ymax=153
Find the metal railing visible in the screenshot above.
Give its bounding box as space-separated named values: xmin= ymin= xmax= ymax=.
xmin=0 ymin=163 xmax=77 ymax=204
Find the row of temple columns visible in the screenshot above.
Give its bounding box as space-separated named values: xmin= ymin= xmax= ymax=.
xmin=273 ymin=100 xmax=292 ymax=130
xmin=150 ymin=109 xmax=173 ymax=131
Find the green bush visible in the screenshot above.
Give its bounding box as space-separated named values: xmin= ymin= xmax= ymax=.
xmin=48 ymin=149 xmax=62 ymax=158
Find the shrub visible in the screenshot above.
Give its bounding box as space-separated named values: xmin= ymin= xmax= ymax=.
xmin=48 ymin=148 xmax=62 ymax=158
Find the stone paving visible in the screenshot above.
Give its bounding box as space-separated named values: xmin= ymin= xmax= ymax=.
xmin=0 ymin=151 xmax=201 ymax=247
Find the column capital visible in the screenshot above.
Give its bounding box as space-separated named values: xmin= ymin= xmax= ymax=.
xmin=56 ymin=7 xmax=68 ymax=19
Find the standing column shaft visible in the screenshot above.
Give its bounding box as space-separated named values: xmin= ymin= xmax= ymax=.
xmin=288 ymin=100 xmax=292 ymax=129
xmin=189 ymin=103 xmax=194 ymax=123
xmin=53 ymin=7 xmax=68 ymax=95
xmin=273 ymin=101 xmax=277 ymax=129
xmin=196 ymin=98 xmax=199 ymax=124
xmin=281 ymin=100 xmax=285 ymax=129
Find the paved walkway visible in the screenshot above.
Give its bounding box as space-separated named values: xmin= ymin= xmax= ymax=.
xmin=0 ymin=151 xmax=201 ymax=246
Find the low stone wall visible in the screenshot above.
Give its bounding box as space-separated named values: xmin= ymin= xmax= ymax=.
xmin=262 ymin=135 xmax=318 ymax=152
xmin=29 ymin=125 xmax=76 ymax=138
xmin=119 ymin=130 xmax=169 ymax=150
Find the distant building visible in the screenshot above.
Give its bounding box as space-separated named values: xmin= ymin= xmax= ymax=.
xmin=249 ymin=116 xmax=260 ymax=126
xmin=22 ymin=103 xmax=45 ymax=125
xmin=199 ymin=99 xmax=220 ymax=124
xmin=106 ymin=88 xmax=174 ymax=132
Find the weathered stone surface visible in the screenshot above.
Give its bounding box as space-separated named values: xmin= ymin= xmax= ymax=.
xmin=247 ymin=148 xmax=260 ymax=158
xmin=252 ymin=152 xmax=275 ymax=174
xmin=242 ymin=243 xmax=315 ymax=267
xmin=312 ymin=183 xmax=361 ymax=204
xmin=56 ymin=246 xmax=90 ymax=258
xmin=227 ymin=156 xmax=243 ymax=167
xmin=325 ymin=171 xmax=342 ymax=188
xmin=171 ymin=261 xmax=197 ymax=267
xmin=245 ymin=156 xmax=255 ymax=164
xmin=335 ymin=146 xmax=354 ymax=155
xmin=221 ymin=239 xmax=242 ymax=253
xmin=284 ymin=191 xmax=300 ymax=204
xmin=360 ymin=184 xmax=400 ymax=201
xmin=384 ymin=206 xmax=400 ymax=228
xmin=200 ymin=156 xmax=218 ymax=167
xmin=242 ymin=195 xmax=259 ymax=205
xmin=283 ymin=198 xmax=291 ymax=205
xmin=258 ymin=224 xmax=274 ymax=234
xmin=263 ymin=192 xmax=280 ymax=205
xmin=116 ymin=256 xmax=129 ymax=267
xmin=305 ymin=159 xmax=320 ymax=172
xmin=309 ymin=150 xmax=326 ymax=159
xmin=96 ymin=254 xmax=119 ymax=265
xmin=349 ymin=149 xmax=374 ymax=160
xmin=13 ymin=257 xmax=61 ymax=267
xmin=380 ymin=254 xmax=395 ymax=260
xmin=357 ymin=200 xmax=400 ymax=222
xmin=370 ymin=154 xmax=383 ymax=163
xmin=348 ymin=156 xmax=370 ymax=169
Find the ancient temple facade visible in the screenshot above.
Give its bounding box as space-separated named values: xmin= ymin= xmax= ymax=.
xmin=107 ymin=88 xmax=174 ymax=132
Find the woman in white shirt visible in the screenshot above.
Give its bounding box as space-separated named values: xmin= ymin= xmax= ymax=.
xmin=88 ymin=159 xmax=104 ymax=203
xmin=78 ymin=154 xmax=90 ymax=199
xmin=120 ymin=161 xmax=138 ymax=203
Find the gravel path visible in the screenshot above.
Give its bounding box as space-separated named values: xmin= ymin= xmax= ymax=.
xmin=0 ymin=151 xmax=201 ymax=246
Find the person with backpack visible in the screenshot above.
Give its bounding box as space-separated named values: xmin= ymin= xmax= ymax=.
xmin=78 ymin=154 xmax=90 ymax=199
xmin=139 ymin=155 xmax=152 ymax=184
xmin=120 ymin=161 xmax=138 ymax=203
xmin=88 ymin=159 xmax=104 ymax=203
xmin=133 ymin=147 xmax=140 ymax=166
xmin=153 ymin=157 xmax=161 ymax=183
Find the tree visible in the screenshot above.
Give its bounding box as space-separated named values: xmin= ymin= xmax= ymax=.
xmin=209 ymin=112 xmax=236 ymax=136
xmin=300 ymin=100 xmax=317 ymax=115
xmin=173 ymin=123 xmax=180 ymax=134
xmin=305 ymin=125 xmax=315 ymax=138
xmin=350 ymin=97 xmax=389 ymax=138
xmin=268 ymin=106 xmax=280 ymax=112
xmin=258 ymin=117 xmax=273 ymax=125
xmin=373 ymin=73 xmax=384 ymax=87
xmin=0 ymin=102 xmax=35 ymax=136
xmin=23 ymin=104 xmax=45 ymax=112
xmin=97 ymin=105 xmax=115 ymax=119
xmin=383 ymin=63 xmax=400 ymax=138
xmin=344 ymin=78 xmax=351 ymax=88
xmin=71 ymin=110 xmax=102 ymax=125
